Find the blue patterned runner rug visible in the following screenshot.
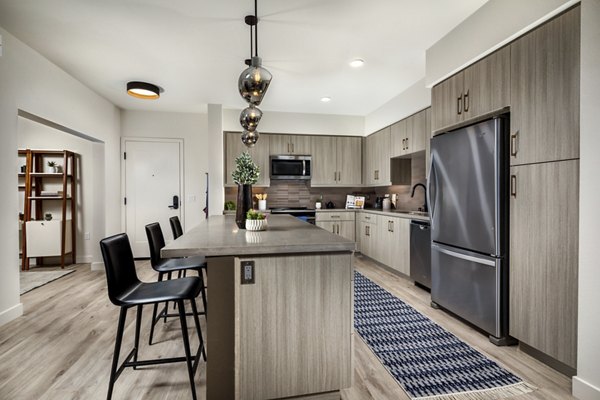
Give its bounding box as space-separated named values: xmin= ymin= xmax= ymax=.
xmin=354 ymin=271 xmax=536 ymax=400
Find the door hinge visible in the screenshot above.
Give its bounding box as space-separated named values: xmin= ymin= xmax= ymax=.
xmin=123 ymin=152 xmax=126 ymax=160
xmin=124 ymin=197 xmax=127 ymax=205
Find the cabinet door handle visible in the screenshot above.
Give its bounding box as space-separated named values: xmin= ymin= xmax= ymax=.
xmin=338 ymin=171 xmax=341 ymax=182
xmin=337 ymin=224 xmax=340 ymax=235
xmin=406 ymin=138 xmax=409 ymax=150
xmin=292 ymin=143 xmax=294 ymax=153
xmin=510 ymin=132 xmax=518 ymax=157
xmin=510 ymin=175 xmax=517 ymax=198
xmin=332 ymin=225 xmax=336 ymax=234
xmin=391 ymin=221 xmax=394 ymax=232
xmin=463 ymin=90 xmax=469 ymax=112
xmin=457 ymin=94 xmax=463 ymax=115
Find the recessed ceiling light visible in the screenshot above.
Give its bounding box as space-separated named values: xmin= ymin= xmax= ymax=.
xmin=127 ymin=81 xmax=161 ymax=100
xmin=349 ymin=59 xmax=365 ymax=68
xmin=321 ymin=97 xmax=331 ymax=103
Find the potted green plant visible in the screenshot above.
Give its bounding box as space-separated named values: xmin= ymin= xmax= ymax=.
xmin=232 ymin=152 xmax=260 ymax=229
xmin=245 ymin=209 xmax=267 ymax=231
xmin=47 ymin=161 xmax=58 ymax=173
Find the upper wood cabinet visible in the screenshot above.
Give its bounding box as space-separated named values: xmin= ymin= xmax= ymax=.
xmin=364 ymin=127 xmax=391 ymax=186
xmin=311 ymin=136 xmax=362 ymax=186
xmin=510 ymin=6 xmax=580 ymax=165
xmin=225 ymin=132 xmax=270 ymax=186
xmin=509 ymin=159 xmax=579 ymax=368
xmin=269 ymin=134 xmax=311 ymax=155
xmin=431 ymin=46 xmax=510 ymax=134
xmin=392 ymin=108 xmax=431 ymax=157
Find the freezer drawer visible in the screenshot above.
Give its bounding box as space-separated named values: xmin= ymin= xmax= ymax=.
xmin=431 ymin=243 xmax=502 ymax=338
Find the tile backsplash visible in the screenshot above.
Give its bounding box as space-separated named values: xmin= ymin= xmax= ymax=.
xmin=225 ymin=152 xmax=426 ymax=210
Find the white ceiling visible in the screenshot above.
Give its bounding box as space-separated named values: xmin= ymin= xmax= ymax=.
xmin=0 ymin=0 xmax=487 ymax=115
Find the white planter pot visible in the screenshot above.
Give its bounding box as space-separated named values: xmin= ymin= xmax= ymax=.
xmin=245 ymin=219 xmax=267 ymax=231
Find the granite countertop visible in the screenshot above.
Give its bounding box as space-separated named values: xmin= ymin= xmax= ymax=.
xmin=162 ymin=215 xmax=355 ymax=258
xmin=316 ymin=208 xmax=430 ymax=221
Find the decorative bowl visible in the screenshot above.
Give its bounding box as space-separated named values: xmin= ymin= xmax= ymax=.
xmin=245 ymin=219 xmax=267 ymax=231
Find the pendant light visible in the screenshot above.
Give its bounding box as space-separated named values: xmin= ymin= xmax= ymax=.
xmin=238 ymin=0 xmax=272 ymax=147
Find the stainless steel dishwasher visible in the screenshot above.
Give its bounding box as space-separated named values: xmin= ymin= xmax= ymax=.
xmin=410 ymin=220 xmax=431 ymax=289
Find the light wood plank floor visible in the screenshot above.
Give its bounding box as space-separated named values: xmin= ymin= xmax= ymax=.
xmin=0 ymin=257 xmax=574 ymax=400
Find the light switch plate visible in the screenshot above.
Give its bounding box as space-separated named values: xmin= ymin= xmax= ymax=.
xmin=241 ymin=261 xmax=255 ymax=284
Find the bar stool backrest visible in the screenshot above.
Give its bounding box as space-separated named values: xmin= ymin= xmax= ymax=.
xmin=145 ymin=222 xmax=166 ymax=269
xmin=99 ymin=233 xmax=141 ymax=306
xmin=170 ymin=216 xmax=184 ymax=240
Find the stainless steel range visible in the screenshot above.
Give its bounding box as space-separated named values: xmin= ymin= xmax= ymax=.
xmin=269 ymin=207 xmax=316 ymax=225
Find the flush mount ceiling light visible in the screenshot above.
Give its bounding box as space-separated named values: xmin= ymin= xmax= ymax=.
xmin=126 ymin=81 xmax=161 ymax=100
xmin=349 ymin=59 xmax=365 ymax=68
xmin=321 ymin=97 xmax=332 ymax=103
xmin=238 ymin=0 xmax=272 ymax=147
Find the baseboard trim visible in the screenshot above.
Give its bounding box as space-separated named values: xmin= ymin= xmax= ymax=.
xmin=90 ymin=262 xmax=104 ymax=271
xmin=76 ymin=255 xmax=93 ymax=263
xmin=0 ymin=303 xmax=24 ymax=327
xmin=573 ymin=376 xmax=600 ymax=400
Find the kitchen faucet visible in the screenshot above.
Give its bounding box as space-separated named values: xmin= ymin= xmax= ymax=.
xmin=411 ymin=183 xmax=428 ymax=212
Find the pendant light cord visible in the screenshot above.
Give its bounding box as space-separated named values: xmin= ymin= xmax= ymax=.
xmin=254 ymin=0 xmax=258 ymax=57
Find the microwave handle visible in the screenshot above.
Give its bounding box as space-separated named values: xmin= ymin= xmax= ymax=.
xmin=302 ymin=160 xmax=306 ymax=176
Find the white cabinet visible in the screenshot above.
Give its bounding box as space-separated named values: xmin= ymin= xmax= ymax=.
xmin=25 ymin=220 xmax=72 ymax=257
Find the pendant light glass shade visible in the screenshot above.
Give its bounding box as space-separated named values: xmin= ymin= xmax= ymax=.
xmin=238 ymin=57 xmax=272 ymax=106
xmin=241 ymin=129 xmax=260 ymax=147
xmin=240 ymin=105 xmax=262 ymax=132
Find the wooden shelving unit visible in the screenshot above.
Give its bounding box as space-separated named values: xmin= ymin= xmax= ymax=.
xmin=18 ymin=149 xmax=78 ymax=270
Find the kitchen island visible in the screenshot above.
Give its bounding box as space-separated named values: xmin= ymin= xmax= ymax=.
xmin=162 ymin=215 xmax=355 ymax=400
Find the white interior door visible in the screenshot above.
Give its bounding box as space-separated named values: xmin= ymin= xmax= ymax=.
xmin=124 ymin=139 xmax=183 ymax=257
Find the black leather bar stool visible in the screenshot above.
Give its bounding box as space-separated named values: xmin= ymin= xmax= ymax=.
xmin=145 ymin=222 xmax=208 ymax=347
xmin=169 ymin=216 xmax=208 ymax=292
xmin=99 ymin=233 xmax=205 ymax=400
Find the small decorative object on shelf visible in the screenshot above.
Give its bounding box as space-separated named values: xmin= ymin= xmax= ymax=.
xmin=245 ymin=209 xmax=267 ymax=231
xmin=232 ymin=152 xmax=260 ymax=229
xmin=224 ymin=200 xmax=236 ymax=211
xmin=47 ymin=161 xmax=58 ymax=173
xmin=44 ymin=213 xmax=53 ymax=221
xmin=316 ymin=194 xmax=323 ymax=210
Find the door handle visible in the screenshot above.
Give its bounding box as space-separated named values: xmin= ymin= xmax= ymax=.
xmin=426 ymin=152 xmax=435 ymax=231
xmin=432 ymin=244 xmax=496 ymax=267
xmin=390 ymin=221 xmax=394 ymax=232
xmin=510 ymin=132 xmax=518 ymax=157
xmin=406 ymin=138 xmax=409 ymax=150
xmin=168 ymin=195 xmax=179 ymax=210
xmin=291 ymin=143 xmax=294 ymax=153
xmin=457 ymin=94 xmax=463 ymax=115
xmin=463 ymin=90 xmax=469 ymax=112
xmin=338 ymin=171 xmax=341 ymax=182
xmin=510 ymin=175 xmax=517 ymax=198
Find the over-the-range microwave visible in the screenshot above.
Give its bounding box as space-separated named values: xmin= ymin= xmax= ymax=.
xmin=270 ymin=155 xmax=311 ymax=180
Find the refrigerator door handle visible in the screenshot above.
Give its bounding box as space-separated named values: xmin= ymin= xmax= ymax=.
xmin=432 ymin=243 xmax=496 ymax=267
xmin=426 ymin=152 xmax=435 ymax=230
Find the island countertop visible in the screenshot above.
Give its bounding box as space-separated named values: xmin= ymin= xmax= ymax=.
xmin=161 ymin=214 xmax=355 ymax=258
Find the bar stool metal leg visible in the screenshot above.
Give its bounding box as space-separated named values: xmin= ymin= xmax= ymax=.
xmin=107 ymin=307 xmax=127 ymax=400
xmin=133 ymin=305 xmax=142 ymax=370
xmin=177 ymin=300 xmax=197 ymax=400
xmin=190 ymin=299 xmax=207 ymax=362
xmin=148 ymin=272 xmax=164 ymax=345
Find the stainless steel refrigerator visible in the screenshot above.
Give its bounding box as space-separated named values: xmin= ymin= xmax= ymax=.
xmin=428 ymin=115 xmax=511 ymax=345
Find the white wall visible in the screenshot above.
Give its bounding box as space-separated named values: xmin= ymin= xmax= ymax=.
xmin=208 ymin=104 xmax=224 ymax=216
xmin=364 ymin=78 xmax=431 ymax=135
xmin=426 ymin=0 xmax=576 ymax=87
xmin=223 ymin=108 xmax=364 ymax=136
xmin=574 ymin=1 xmax=600 ymax=398
xmin=17 ymin=117 xmax=99 ymax=264
xmin=0 ymin=26 xmax=121 ymax=326
xmin=120 ymin=110 xmax=209 ymax=230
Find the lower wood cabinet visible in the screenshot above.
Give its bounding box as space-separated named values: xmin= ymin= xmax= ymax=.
xmin=357 ymin=213 xmax=410 ymax=276
xmin=316 ymin=221 xmax=355 ymax=242
xmin=509 ymin=159 xmax=579 ymax=368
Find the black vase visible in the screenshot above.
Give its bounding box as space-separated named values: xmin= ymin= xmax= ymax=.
xmin=235 ymin=184 xmax=253 ymax=229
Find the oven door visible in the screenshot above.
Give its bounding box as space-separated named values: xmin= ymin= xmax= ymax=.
xmin=270 ymin=156 xmax=311 ymax=180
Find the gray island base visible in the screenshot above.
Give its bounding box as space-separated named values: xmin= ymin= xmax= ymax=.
xmin=162 ymin=215 xmax=355 ymax=400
